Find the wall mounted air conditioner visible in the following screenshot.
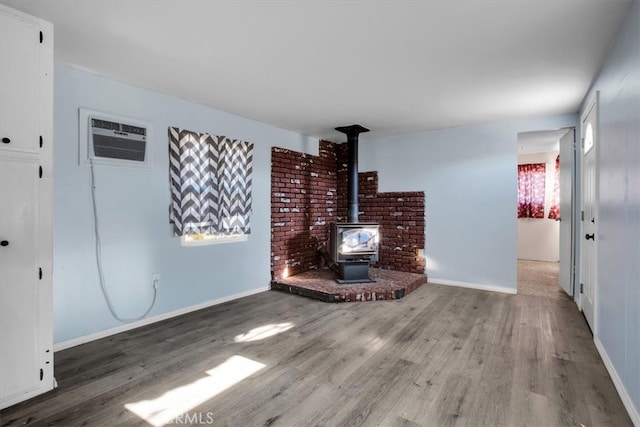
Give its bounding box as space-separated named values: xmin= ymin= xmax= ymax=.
xmin=79 ymin=108 xmax=152 ymax=168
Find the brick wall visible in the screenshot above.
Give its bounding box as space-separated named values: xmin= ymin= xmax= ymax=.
xmin=271 ymin=141 xmax=337 ymax=279
xmin=271 ymin=140 xmax=425 ymax=280
xmin=356 ymin=172 xmax=425 ymax=273
xmin=336 ymin=156 xmax=426 ymax=274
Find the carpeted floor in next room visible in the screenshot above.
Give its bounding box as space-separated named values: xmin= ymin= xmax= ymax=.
xmin=517 ymin=259 xmax=567 ymax=300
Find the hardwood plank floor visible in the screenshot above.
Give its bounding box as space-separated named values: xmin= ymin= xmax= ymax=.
xmin=0 ymin=283 xmax=632 ymax=427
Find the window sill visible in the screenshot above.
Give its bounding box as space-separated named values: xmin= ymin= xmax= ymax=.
xmin=180 ymin=234 xmax=249 ymax=247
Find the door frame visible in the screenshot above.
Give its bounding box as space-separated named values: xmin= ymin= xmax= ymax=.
xmin=515 ymin=127 xmax=578 ymax=297
xmin=578 ymin=92 xmax=599 ymax=333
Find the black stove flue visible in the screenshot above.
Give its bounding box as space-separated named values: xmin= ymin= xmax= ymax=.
xmin=330 ymin=124 xmax=377 ymax=284
xmin=335 ymin=124 xmax=369 ymax=223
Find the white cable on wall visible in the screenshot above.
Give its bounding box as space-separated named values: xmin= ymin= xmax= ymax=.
xmin=89 ymin=159 xmax=157 ymax=322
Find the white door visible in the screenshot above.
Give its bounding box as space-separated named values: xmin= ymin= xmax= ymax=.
xmin=0 ymin=155 xmax=41 ymax=403
xmin=558 ymin=129 xmax=575 ymax=296
xmin=0 ymin=4 xmax=54 ymax=409
xmin=580 ymin=100 xmax=597 ymax=332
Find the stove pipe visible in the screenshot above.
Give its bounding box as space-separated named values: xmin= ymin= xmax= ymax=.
xmin=335 ymin=124 xmax=370 ymax=223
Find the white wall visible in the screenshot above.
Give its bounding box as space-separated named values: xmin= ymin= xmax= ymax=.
xmin=359 ymin=113 xmax=577 ymax=293
xmin=53 ymin=63 xmax=317 ymax=344
xmin=579 ymin=0 xmax=640 ymax=421
xmin=517 ymin=151 xmax=560 ymax=262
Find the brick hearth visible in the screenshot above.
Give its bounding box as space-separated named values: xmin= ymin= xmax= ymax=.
xmin=271 ymin=268 xmax=427 ymax=303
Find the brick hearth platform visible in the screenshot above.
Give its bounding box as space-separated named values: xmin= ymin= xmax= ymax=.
xmin=271 ymin=268 xmax=427 ymax=303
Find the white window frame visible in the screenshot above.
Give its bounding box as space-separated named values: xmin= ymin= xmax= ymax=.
xmin=180 ymin=233 xmax=248 ymax=247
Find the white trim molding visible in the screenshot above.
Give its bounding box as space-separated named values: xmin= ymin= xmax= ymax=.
xmin=54 ymin=286 xmax=269 ymax=352
xmin=594 ymin=336 xmax=640 ymax=426
xmin=180 ymin=233 xmax=249 ymax=247
xmin=428 ymin=278 xmax=517 ymax=295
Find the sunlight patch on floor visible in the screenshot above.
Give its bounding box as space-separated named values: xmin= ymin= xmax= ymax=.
xmin=367 ymin=336 xmax=384 ymax=351
xmin=233 ymin=322 xmax=294 ymax=342
xmin=125 ymin=355 xmax=265 ymax=426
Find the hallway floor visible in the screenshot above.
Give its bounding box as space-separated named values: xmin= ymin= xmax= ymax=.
xmin=517 ymin=260 xmax=567 ymax=300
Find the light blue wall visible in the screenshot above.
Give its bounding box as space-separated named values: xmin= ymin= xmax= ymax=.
xmin=359 ymin=113 xmax=577 ymax=290
xmin=580 ymin=0 xmax=640 ymax=416
xmin=53 ymin=63 xmax=317 ymax=344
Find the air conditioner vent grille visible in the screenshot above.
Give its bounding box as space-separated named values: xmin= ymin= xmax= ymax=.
xmin=122 ymin=124 xmax=146 ymax=136
xmin=93 ymin=134 xmax=146 ymax=161
xmin=91 ymin=118 xmax=146 ymax=137
xmin=91 ymin=118 xmax=120 ymax=131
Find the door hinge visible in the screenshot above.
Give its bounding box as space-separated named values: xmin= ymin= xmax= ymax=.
xmin=581 ymin=137 xmax=585 ymax=148
xmin=39 ymin=31 xmax=43 ymax=44
xmin=39 ymin=166 xmax=43 ymax=178
xmin=39 ymin=267 xmax=42 ymax=280
xmin=581 ymin=210 xmax=584 ymax=221
xmin=580 ymin=283 xmax=584 ymax=294
xmin=39 ymin=135 xmax=43 ymax=148
xmin=39 ymin=368 xmax=43 ymax=381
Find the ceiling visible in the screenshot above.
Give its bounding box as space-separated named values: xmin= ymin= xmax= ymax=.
xmin=1 ymin=0 xmax=631 ymax=141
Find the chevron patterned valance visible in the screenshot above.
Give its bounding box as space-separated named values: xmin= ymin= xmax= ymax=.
xmin=169 ymin=127 xmax=254 ymax=237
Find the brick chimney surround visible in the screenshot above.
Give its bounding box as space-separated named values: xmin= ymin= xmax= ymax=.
xmin=271 ymin=140 xmax=425 ymax=281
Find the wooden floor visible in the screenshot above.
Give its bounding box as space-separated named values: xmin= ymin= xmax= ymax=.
xmin=0 ymin=283 xmax=632 ymax=426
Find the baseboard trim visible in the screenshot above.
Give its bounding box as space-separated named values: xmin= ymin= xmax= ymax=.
xmin=428 ymin=278 xmax=517 ymax=295
xmin=53 ymin=286 xmax=270 ymax=352
xmin=594 ymin=336 xmax=640 ymax=426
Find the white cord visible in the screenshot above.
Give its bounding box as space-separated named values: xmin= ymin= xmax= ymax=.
xmin=90 ymin=159 xmax=157 ymax=322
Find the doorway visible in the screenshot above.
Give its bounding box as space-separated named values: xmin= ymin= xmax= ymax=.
xmin=516 ymin=128 xmax=576 ymax=298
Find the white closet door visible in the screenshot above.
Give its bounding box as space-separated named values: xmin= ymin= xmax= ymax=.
xmin=0 ymin=4 xmax=54 ymax=409
xmin=0 ymin=155 xmax=41 ymax=402
xmin=0 ymin=11 xmax=40 ymax=152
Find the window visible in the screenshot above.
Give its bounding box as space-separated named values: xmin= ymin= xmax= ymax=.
xmin=168 ymin=127 xmax=254 ymax=245
xmin=584 ymin=122 xmax=594 ymax=153
xmin=517 ymin=163 xmax=546 ymax=218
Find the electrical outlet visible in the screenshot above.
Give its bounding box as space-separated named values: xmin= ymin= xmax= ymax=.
xmin=152 ymin=274 xmax=160 ymax=289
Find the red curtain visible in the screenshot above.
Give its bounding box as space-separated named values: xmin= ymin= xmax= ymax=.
xmin=548 ymin=155 xmax=560 ymax=220
xmin=518 ymin=163 xmax=546 ymax=218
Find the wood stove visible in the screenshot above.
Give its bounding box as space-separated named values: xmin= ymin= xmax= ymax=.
xmin=330 ymin=124 xmax=378 ymax=283
xmin=329 ymin=222 xmax=379 ymax=283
